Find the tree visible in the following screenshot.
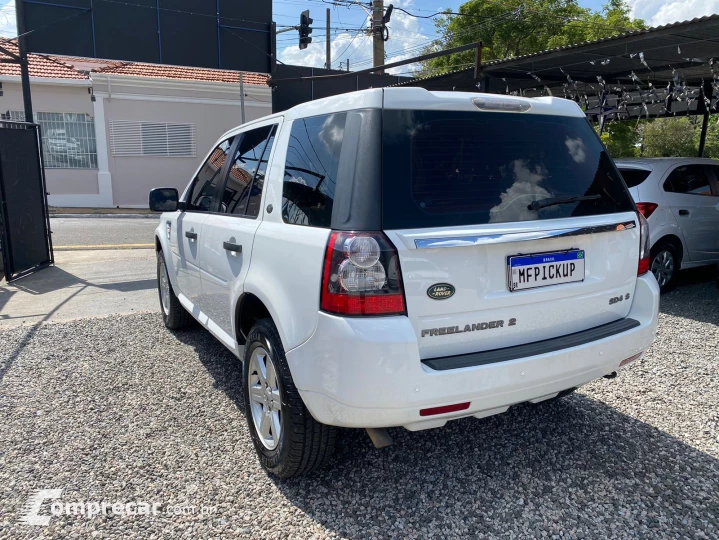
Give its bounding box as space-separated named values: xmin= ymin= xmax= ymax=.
xmin=422 ymin=0 xmax=645 ymax=77
xmin=640 ymin=117 xmax=699 ymax=158
xmin=599 ymin=120 xmax=640 ymax=158
xmin=695 ymin=114 xmax=719 ymax=159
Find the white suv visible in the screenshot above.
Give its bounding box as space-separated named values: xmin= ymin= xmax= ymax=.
xmin=150 ymin=89 xmax=659 ymax=477
xmin=615 ymin=158 xmax=719 ymax=291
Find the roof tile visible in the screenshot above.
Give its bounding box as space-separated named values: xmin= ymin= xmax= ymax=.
xmin=0 ymin=41 xmax=268 ymax=86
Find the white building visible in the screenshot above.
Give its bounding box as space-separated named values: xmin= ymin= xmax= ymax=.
xmin=0 ymin=43 xmax=271 ymax=208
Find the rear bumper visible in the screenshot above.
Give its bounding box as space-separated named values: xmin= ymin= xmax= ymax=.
xmin=286 ymin=273 xmax=660 ymax=430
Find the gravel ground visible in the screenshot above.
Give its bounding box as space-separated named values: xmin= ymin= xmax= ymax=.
xmin=0 ymin=278 xmax=717 ymax=539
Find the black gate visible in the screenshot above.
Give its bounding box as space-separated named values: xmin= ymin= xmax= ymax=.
xmin=0 ymin=121 xmax=53 ymax=282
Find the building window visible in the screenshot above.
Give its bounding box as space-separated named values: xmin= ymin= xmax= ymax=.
xmin=3 ymin=111 xmax=98 ymax=169
xmin=109 ymin=120 xmax=196 ymax=157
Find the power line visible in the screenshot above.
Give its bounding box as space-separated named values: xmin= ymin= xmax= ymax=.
xmin=335 ymin=15 xmax=369 ymax=62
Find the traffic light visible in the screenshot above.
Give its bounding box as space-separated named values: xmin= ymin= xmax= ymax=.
xmin=299 ymin=10 xmax=313 ymax=50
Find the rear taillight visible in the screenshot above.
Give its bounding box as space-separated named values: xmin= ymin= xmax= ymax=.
xmin=636 ymin=202 xmax=658 ymax=219
xmin=637 ymin=212 xmax=650 ymax=275
xmin=321 ymin=231 xmax=406 ymax=316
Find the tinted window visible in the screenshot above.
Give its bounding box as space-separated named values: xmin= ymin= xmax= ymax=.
xmin=619 ymin=168 xmax=652 ymax=188
xmin=382 ymin=111 xmax=635 ymax=229
xmin=282 ymin=113 xmax=347 ymax=227
xmin=246 ymin=128 xmax=276 ymax=218
xmin=663 ymin=165 xmax=712 ymax=195
xmin=187 ymin=138 xmax=233 ymax=212
xmin=220 ymin=125 xmax=276 ymax=216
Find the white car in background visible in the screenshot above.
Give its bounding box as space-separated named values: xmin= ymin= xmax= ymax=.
xmin=615 ymin=158 xmax=719 ymax=291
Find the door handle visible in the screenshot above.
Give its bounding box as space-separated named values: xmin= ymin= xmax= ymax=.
xmin=678 ymin=209 xmax=689 ymax=216
xmin=223 ymin=241 xmax=242 ymax=253
xmin=185 ymin=231 xmax=198 ymax=239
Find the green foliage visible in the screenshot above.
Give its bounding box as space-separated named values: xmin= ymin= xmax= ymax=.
xmin=597 ymin=115 xmax=719 ymax=160
xmin=696 ymin=115 xmax=719 ymax=159
xmin=599 ymin=120 xmax=640 ymax=158
xmin=422 ymin=0 xmax=645 ymax=76
xmin=640 ymin=117 xmax=698 ymax=158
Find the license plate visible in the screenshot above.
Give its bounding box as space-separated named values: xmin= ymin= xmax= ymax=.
xmin=508 ymin=250 xmax=585 ymax=292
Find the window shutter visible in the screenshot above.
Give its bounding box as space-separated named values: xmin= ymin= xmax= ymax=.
xmin=109 ymin=121 xmax=196 ymax=157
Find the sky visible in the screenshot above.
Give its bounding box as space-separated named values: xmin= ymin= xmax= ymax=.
xmin=0 ymin=0 xmax=717 ymax=75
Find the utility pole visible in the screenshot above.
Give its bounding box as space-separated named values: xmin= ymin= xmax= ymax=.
xmin=239 ymin=72 xmax=245 ymax=124
xmin=325 ymin=8 xmax=331 ymax=70
xmin=15 ymin=0 xmax=33 ymax=122
xmin=372 ymin=0 xmax=384 ymax=74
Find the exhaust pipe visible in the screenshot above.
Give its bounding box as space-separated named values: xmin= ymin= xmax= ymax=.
xmin=603 ymin=371 xmax=617 ymax=379
xmin=365 ymin=428 xmax=393 ymax=449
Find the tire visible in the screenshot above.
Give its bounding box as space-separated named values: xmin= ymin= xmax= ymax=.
xmin=157 ymin=250 xmax=192 ymax=330
xmin=243 ymin=318 xmax=336 ymax=478
xmin=650 ymin=241 xmax=681 ymax=293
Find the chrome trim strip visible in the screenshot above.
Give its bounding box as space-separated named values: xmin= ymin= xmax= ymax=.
xmin=414 ymin=221 xmax=636 ymax=249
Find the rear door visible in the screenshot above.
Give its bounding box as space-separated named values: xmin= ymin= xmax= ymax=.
xmin=662 ymin=164 xmax=719 ymax=261
xmin=381 ymin=106 xmax=640 ymax=360
xmin=173 ymin=137 xmax=234 ymax=304
xmin=199 ymin=121 xmax=279 ymax=344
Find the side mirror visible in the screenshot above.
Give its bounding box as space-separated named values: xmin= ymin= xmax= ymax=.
xmin=149 ymin=188 xmax=179 ymax=212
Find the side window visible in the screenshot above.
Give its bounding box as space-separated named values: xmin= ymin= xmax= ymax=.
xmin=220 ymin=125 xmax=276 ymax=217
xmin=663 ymin=165 xmax=713 ymax=196
xmin=282 ymin=113 xmax=347 ymax=227
xmin=187 ymin=138 xmax=234 ymax=212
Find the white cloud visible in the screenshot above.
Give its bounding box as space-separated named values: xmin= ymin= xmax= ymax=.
xmin=0 ymin=0 xmax=16 ymax=38
xmin=279 ymin=23 xmax=370 ymax=70
xmin=489 ymin=161 xmax=551 ymax=224
xmin=278 ymin=0 xmax=431 ymax=75
xmin=627 ymin=0 xmax=719 ymax=26
xmin=565 ymin=137 xmax=587 ymax=163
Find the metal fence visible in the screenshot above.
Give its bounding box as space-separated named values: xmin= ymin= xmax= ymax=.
xmin=3 ymin=111 xmax=98 ymax=169
xmin=0 ymin=120 xmax=53 ymax=281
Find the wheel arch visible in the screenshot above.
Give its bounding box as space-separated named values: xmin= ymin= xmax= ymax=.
xmin=652 ymin=233 xmax=684 ymax=263
xmin=235 ymin=292 xmax=275 ymax=346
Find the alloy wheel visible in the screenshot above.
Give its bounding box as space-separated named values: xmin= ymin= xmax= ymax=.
xmin=651 ymin=250 xmax=674 ymax=288
xmin=159 ymin=259 xmax=171 ymax=315
xmin=248 ymin=347 xmax=282 ymax=450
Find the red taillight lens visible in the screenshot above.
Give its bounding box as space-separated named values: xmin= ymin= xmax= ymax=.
xmin=321 ymin=231 xmax=406 ymax=316
xmin=636 ymin=202 xmax=658 ymax=219
xmin=637 ymin=212 xmax=650 ymax=275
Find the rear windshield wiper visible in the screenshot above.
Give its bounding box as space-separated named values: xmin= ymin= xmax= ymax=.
xmin=528 ymin=194 xmax=601 ymax=211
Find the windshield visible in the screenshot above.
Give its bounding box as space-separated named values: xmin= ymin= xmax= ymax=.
xmin=382 ymin=110 xmax=635 ymax=229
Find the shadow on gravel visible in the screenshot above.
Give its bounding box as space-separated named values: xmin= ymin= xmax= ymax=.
xmin=660 ymin=267 xmax=719 ymax=325
xmin=172 ymin=326 xmax=246 ymax=412
xmin=174 ymin=326 xmax=718 ymax=537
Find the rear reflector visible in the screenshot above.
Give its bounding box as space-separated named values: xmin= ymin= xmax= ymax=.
xmin=619 ymin=352 xmax=643 ymax=367
xmin=420 ymin=402 xmax=471 ymax=417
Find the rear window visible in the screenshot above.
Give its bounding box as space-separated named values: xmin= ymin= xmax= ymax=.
xmin=382 ymin=110 xmax=635 ymax=229
xmin=618 ymin=168 xmax=651 ymax=188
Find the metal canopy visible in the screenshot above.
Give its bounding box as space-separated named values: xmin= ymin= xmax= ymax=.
xmin=392 ymin=14 xmax=719 ymax=107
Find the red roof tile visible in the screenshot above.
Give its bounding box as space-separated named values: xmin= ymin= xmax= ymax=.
xmin=94 ymin=61 xmax=269 ymax=86
xmin=0 ymin=42 xmax=268 ymax=86
xmin=0 ymin=41 xmax=88 ymax=80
